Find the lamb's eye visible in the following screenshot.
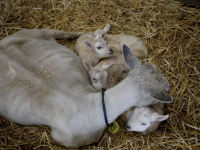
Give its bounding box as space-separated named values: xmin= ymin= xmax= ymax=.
xmin=141 ymin=123 xmax=146 ymax=125
xmin=97 ymin=46 xmax=102 ymax=49
xmin=93 ymin=78 xmax=96 ymax=81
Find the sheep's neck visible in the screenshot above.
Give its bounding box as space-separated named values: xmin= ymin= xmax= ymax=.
xmin=104 ymin=77 xmax=139 ymax=124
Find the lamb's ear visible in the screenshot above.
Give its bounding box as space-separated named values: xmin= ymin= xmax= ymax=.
xmin=83 ymin=60 xmax=93 ymax=73
xmin=102 ymin=34 xmax=105 ymax=38
xmin=151 ymin=113 xmax=169 ymax=122
xmin=102 ymin=63 xmax=114 ymax=71
xmin=82 ymin=40 xmax=94 ymax=50
xmin=103 ymin=24 xmax=110 ymax=33
xmin=94 ymin=33 xmax=100 ymax=40
xmin=122 ymin=44 xmax=140 ymax=70
xmin=150 ymin=89 xmax=173 ymax=103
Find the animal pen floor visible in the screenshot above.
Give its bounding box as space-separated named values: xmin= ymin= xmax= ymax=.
xmin=0 ymin=0 xmax=199 ymax=149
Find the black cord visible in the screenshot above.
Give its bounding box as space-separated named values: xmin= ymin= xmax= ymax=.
xmin=102 ymin=91 xmax=108 ymax=126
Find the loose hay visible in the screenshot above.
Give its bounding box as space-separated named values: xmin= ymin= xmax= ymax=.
xmin=0 ymin=0 xmax=200 ymax=149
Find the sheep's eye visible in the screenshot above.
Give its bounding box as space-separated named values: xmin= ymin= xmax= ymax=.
xmin=141 ymin=123 xmax=146 ymax=125
xmin=93 ymin=78 xmax=96 ymax=81
xmin=97 ymin=46 xmax=102 ymax=49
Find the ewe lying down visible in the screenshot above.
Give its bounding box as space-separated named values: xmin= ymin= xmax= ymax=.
xmin=0 ymin=29 xmax=172 ymax=148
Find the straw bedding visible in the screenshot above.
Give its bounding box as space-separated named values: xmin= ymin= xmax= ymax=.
xmin=0 ymin=0 xmax=199 ymax=149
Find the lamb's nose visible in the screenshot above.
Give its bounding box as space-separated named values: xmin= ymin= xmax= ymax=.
xmin=126 ymin=124 xmax=131 ymax=129
xmin=110 ymin=48 xmax=113 ymax=53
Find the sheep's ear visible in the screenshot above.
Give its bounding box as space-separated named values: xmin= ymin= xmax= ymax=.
xmin=102 ymin=63 xmax=114 ymax=71
xmin=150 ymin=89 xmax=173 ymax=103
xmin=83 ymin=60 xmax=93 ymax=73
xmin=151 ymin=113 xmax=169 ymax=122
xmin=161 ymin=81 xmax=169 ymax=91
xmin=143 ymin=62 xmax=157 ymax=70
xmin=122 ymin=44 xmax=140 ymax=70
xmin=82 ymin=40 xmax=94 ymax=50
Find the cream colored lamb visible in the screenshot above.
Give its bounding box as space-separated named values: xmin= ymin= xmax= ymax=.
xmin=83 ymin=60 xmax=113 ymax=91
xmin=126 ymin=102 xmax=168 ymax=135
xmin=96 ymin=52 xmax=129 ymax=87
xmin=94 ymin=27 xmax=148 ymax=59
xmin=75 ymin=24 xmax=113 ymax=66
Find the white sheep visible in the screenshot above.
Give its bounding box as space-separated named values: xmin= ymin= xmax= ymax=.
xmin=83 ymin=60 xmax=113 ymax=91
xmin=96 ymin=52 xmax=129 ymax=87
xmin=75 ymin=24 xmax=113 ymax=66
xmin=0 ymin=29 xmax=173 ymax=148
xmin=126 ymin=62 xmax=169 ymax=134
xmin=94 ymin=28 xmax=148 ymax=59
xmin=143 ymin=62 xmax=167 ymax=84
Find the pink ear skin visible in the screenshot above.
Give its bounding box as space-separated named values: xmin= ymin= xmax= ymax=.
xmin=82 ymin=40 xmax=94 ymax=50
xmin=151 ymin=113 xmax=169 ymax=122
xmin=83 ymin=60 xmax=93 ymax=74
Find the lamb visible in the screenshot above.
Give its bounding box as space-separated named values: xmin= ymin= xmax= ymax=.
xmin=94 ymin=28 xmax=148 ymax=59
xmin=96 ymin=52 xmax=129 ymax=87
xmin=83 ymin=60 xmax=113 ymax=91
xmin=126 ymin=102 xmax=168 ymax=135
xmin=126 ymin=62 xmax=169 ymax=134
xmin=75 ymin=24 xmax=113 ymax=66
xmin=0 ymin=29 xmax=173 ymax=148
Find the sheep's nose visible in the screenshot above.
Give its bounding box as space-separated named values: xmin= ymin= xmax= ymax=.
xmin=126 ymin=124 xmax=131 ymax=129
xmin=109 ymin=48 xmax=113 ymax=54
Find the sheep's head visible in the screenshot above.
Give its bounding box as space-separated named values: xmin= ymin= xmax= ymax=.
xmin=122 ymin=44 xmax=173 ymax=106
xmin=82 ymin=33 xmax=113 ymax=59
xmin=126 ymin=107 xmax=169 ymax=133
xmin=83 ymin=60 xmax=113 ymax=91
xmin=143 ymin=62 xmax=167 ymax=84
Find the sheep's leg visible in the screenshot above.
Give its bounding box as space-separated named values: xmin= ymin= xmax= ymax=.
xmin=11 ymin=29 xmax=82 ymax=40
xmin=46 ymin=29 xmax=82 ymax=40
xmin=51 ymin=128 xmax=75 ymax=148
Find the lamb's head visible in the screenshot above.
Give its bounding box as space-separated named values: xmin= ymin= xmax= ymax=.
xmin=94 ymin=24 xmax=110 ymax=38
xmin=126 ymin=107 xmax=169 ymax=133
xmin=83 ymin=60 xmax=113 ymax=91
xmin=122 ymin=44 xmax=173 ymax=106
xmin=82 ymin=33 xmax=113 ymax=59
